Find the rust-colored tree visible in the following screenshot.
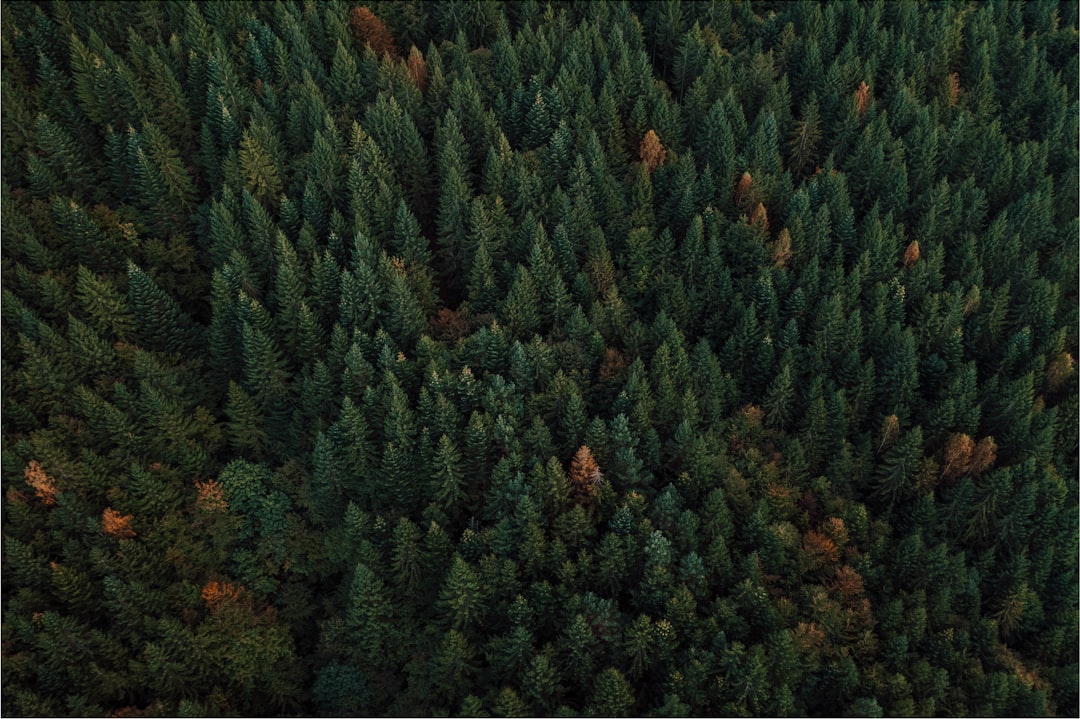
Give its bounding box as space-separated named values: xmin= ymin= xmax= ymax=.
xmin=903 ymin=240 xmax=920 ymax=267
xmin=102 ymin=508 xmax=136 ymax=538
xmin=429 ymin=307 xmax=469 ymax=342
xmin=793 ymin=621 xmax=826 ymax=661
xmin=195 ymin=479 xmax=228 ymax=512
xmin=1046 ymin=351 xmax=1075 ymax=392
xmin=639 ymin=129 xmax=666 ymax=173
xmin=773 ymin=227 xmax=792 ymax=268
xmin=801 ymin=529 xmax=840 ymax=572
xmin=829 ymin=565 xmax=866 ymax=604
xmin=750 ymin=202 xmax=769 ymax=232
xmin=947 ymin=72 xmax=961 ymax=107
xmin=201 ymin=580 xmax=247 ymax=612
xmin=940 ymin=433 xmax=974 ymax=482
xmin=599 ymin=347 xmax=627 ymax=382
xmin=24 ymin=460 xmax=57 ymax=506
xmin=735 ymin=171 xmax=753 ymax=208
xmin=568 ymin=445 xmax=602 ymax=502
xmin=350 ymin=6 xmax=397 ymax=58
xmin=821 ymin=517 xmax=849 ymax=549
xmin=854 ymin=81 xmax=871 ymax=116
xmin=407 ymin=45 xmax=428 ymax=91
xmin=969 ymin=436 xmax=997 ymax=477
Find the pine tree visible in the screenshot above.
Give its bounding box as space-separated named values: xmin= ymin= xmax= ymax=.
xmin=350 ymin=7 xmax=398 ymax=59
xmin=239 ymin=129 xmax=283 ymax=206
xmin=438 ymin=555 xmax=484 ymax=631
xmin=588 ymin=667 xmax=636 ymax=716
xmin=127 ymin=262 xmax=201 ymax=355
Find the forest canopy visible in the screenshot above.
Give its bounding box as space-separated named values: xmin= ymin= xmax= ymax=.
xmin=1 ymin=0 xmax=1078 ymax=716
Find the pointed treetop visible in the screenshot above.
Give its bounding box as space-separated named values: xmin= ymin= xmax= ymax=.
xmin=903 ymin=240 xmax=920 ymax=267
xmin=639 ymin=129 xmax=666 ymax=173
xmin=407 ymin=46 xmax=429 ymax=91
xmin=350 ymin=6 xmax=397 ymax=58
xmin=735 ymin=171 xmax=753 ymax=207
xmin=855 ymin=81 xmax=871 ymax=116
xmin=568 ymin=445 xmax=603 ymax=502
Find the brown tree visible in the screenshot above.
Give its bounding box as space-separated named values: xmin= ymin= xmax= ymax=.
xmin=903 ymin=240 xmax=920 ymax=267
xmin=568 ymin=445 xmax=602 ymax=502
xmin=750 ymin=202 xmax=769 ymax=232
xmin=801 ymin=529 xmax=840 ymax=572
xmin=969 ymin=436 xmax=997 ymax=477
xmin=195 ymin=479 xmax=228 ymax=512
xmin=773 ymin=227 xmax=792 ymax=268
xmin=639 ymin=129 xmax=666 ymax=173
xmin=821 ymin=517 xmax=849 ymax=549
xmin=829 ymin=565 xmax=866 ymax=603
xmin=201 ymin=580 xmax=247 ymax=611
xmin=735 ymin=171 xmax=753 ymax=208
xmin=102 ymin=508 xmax=136 ymax=538
xmin=599 ymin=347 xmax=627 ymax=382
xmin=24 ymin=460 xmax=57 ymax=506
xmin=407 ymin=45 xmax=429 ymax=91
xmin=854 ymin=81 xmax=871 ymax=116
xmin=1046 ymin=352 xmax=1075 ymax=392
xmin=350 ymin=6 xmax=397 ymax=58
xmin=940 ymin=433 xmax=974 ymax=482
xmin=947 ymin=72 xmax=961 ymax=107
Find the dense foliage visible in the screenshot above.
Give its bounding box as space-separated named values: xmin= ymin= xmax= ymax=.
xmin=2 ymin=1 xmax=1078 ymax=716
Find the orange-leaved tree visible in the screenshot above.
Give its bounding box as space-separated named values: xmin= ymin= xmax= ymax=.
xmin=639 ymin=129 xmax=665 ymax=173
xmin=102 ymin=508 xmax=136 ymax=538
xmin=969 ymin=436 xmax=997 ymax=477
xmin=195 ymin=479 xmax=228 ymax=512
xmin=750 ymin=202 xmax=769 ymax=232
xmin=855 ymin=80 xmax=871 ymax=116
xmin=940 ymin=433 xmax=975 ymax=482
xmin=201 ymin=580 xmax=247 ymax=611
xmin=773 ymin=227 xmax=792 ymax=268
xmin=903 ymin=240 xmax=920 ymax=267
xmin=568 ymin=445 xmax=602 ymax=502
xmin=735 ymin=171 xmax=753 ymax=208
xmin=407 ymin=45 xmax=428 ymax=91
xmin=24 ymin=460 xmax=57 ymax=506
xmin=350 ymin=6 xmax=397 ymax=58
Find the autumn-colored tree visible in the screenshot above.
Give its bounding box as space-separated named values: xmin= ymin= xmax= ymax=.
xmin=599 ymin=348 xmax=627 ymax=382
xmin=195 ymin=479 xmax=228 ymax=512
xmin=102 ymin=508 xmax=136 ymax=538
xmin=350 ymin=6 xmax=397 ymax=58
xmin=568 ymin=445 xmax=602 ymax=502
xmin=1046 ymin=352 xmax=1075 ymax=392
xmin=940 ymin=432 xmax=975 ymax=482
xmin=821 ymin=517 xmax=849 ymax=549
xmin=800 ymin=529 xmax=840 ymax=572
xmin=750 ymin=202 xmax=769 ymax=232
xmin=903 ymin=240 xmax=920 ymax=267
xmin=24 ymin=461 xmax=57 ymax=506
xmin=878 ymin=414 xmax=900 ymax=452
xmin=947 ymin=72 xmax=961 ymax=107
xmin=793 ymin=621 xmax=826 ymax=661
xmin=201 ymin=580 xmax=247 ymax=611
xmin=407 ymin=46 xmax=429 ymax=92
xmin=735 ymin=171 xmax=753 ymax=208
xmin=854 ymin=81 xmax=871 ymax=116
xmin=829 ymin=565 xmax=865 ymax=603
xmin=773 ymin=227 xmax=792 ymax=268
xmin=639 ymin=129 xmax=666 ymax=173
xmin=969 ymin=436 xmax=997 ymax=477
xmin=429 ymin=307 xmax=469 ymax=342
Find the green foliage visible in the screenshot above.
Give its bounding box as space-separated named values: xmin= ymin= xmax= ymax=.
xmin=2 ymin=2 xmax=1076 ymax=716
